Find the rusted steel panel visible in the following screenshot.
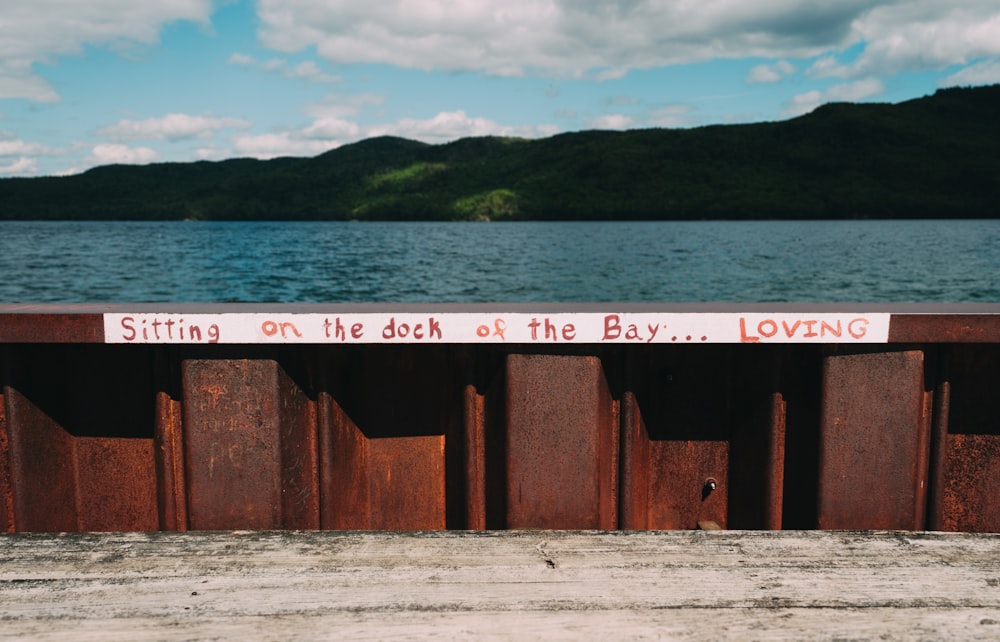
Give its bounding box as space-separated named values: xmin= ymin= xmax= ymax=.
xmin=318 ymin=392 xmax=369 ymax=530
xmin=0 ymin=374 xmax=14 ymax=532
xmin=1 ymin=346 xmax=159 ymax=532
xmin=182 ymin=359 xmax=282 ymax=530
xmin=628 ymin=353 xmax=727 ymax=530
xmin=0 ymin=314 xmax=103 ymax=343
xmin=929 ymin=345 xmax=1000 ymax=532
xmin=182 ymin=358 xmax=318 ymax=530
xmin=4 ymin=384 xmax=80 ymax=531
xmin=503 ymin=354 xmax=618 ymax=529
xmin=935 ymin=434 xmax=1000 ymax=532
xmin=927 ymin=378 xmax=951 ymax=531
xmin=75 ymin=437 xmax=158 ymax=531
xmin=154 ymin=351 xmax=188 ymax=531
xmin=619 ymin=346 xmax=792 ymax=531
xmin=366 ymin=436 xmax=446 ymax=529
xmin=817 ymin=350 xmax=929 ymax=530
xmin=463 ymin=383 xmax=488 ymax=530
xmin=889 ymin=314 xmax=1000 ymax=343
xmin=619 ymin=392 xmax=649 ymax=530
xmin=319 ymin=398 xmax=446 ymax=530
xmin=279 ymin=372 xmax=320 ymax=531
xmin=0 ymin=413 xmax=10 ymax=531
xmin=3 ymin=308 xmax=1000 ymax=535
xmin=647 ymin=440 xmax=729 ymax=530
xmin=318 ymin=347 xmax=452 ymax=530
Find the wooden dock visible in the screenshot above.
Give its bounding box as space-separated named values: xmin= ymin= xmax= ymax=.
xmin=3 ymin=530 xmax=1000 ymax=640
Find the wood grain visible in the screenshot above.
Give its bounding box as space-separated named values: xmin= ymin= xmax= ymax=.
xmin=3 ymin=530 xmax=1000 ymax=640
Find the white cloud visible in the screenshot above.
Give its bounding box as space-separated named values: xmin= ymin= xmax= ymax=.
xmin=288 ymin=60 xmax=341 ymax=83
xmin=590 ymin=114 xmax=633 ymax=130
xmin=0 ymin=1 xmax=213 ymax=101
xmin=367 ymin=110 xmax=559 ymax=143
xmin=231 ymin=110 xmax=560 ymax=160
xmin=0 ymin=135 xmax=63 ymax=175
xmin=231 ymin=54 xmax=341 ymax=83
xmin=941 ymin=58 xmax=1000 ymax=87
xmin=98 ymin=113 xmax=251 ymax=142
xmin=787 ymin=90 xmax=824 ymax=115
xmin=263 ymin=58 xmax=286 ymax=72
xmin=0 ymin=68 xmax=60 ymax=103
xmin=785 ymin=77 xmax=886 ymax=117
xmin=809 ymin=1 xmax=1000 ymax=79
xmin=9 ymin=80 xmax=558 ymax=168
xmin=255 ymin=0 xmax=877 ymax=77
xmin=593 ymin=68 xmax=629 ymax=82
xmin=747 ymin=60 xmax=797 ymax=84
xmin=0 ymin=157 xmax=39 ymax=175
xmin=231 ymin=133 xmax=337 ymax=159
xmin=806 ymin=56 xmax=844 ymax=78
xmin=89 ymin=144 xmax=159 ymax=165
xmin=824 ymin=77 xmax=886 ymax=102
xmin=228 ymin=53 xmax=255 ymax=65
xmin=253 ymin=1 xmax=1000 ymax=84
xmin=0 ymin=138 xmax=60 ymax=158
xmin=195 ymin=146 xmax=231 ymax=161
xmin=299 ymin=118 xmax=363 ymax=140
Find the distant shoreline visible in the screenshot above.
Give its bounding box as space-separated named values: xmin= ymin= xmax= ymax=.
xmin=2 ymin=85 xmax=998 ymax=222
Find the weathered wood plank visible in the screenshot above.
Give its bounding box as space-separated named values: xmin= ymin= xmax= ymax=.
xmin=2 ymin=530 xmax=1000 ymax=640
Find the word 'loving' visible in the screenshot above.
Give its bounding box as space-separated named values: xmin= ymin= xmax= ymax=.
xmin=738 ymin=316 xmax=870 ymax=342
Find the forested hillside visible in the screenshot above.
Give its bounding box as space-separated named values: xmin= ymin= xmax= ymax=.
xmin=2 ymin=84 xmax=997 ymax=220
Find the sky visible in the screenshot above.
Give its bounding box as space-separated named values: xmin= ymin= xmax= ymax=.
xmin=2 ymin=0 xmax=999 ymax=178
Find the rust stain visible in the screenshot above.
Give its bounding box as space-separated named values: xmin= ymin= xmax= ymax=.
xmin=204 ymin=383 xmax=227 ymax=406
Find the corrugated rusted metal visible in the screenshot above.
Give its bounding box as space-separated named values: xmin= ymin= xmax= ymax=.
xmin=1 ymin=345 xmax=158 ymax=532
xmin=619 ymin=346 xmax=789 ymax=530
xmin=181 ymin=356 xmax=319 ymax=530
xmin=501 ymin=354 xmax=618 ymax=529
xmin=317 ymin=347 xmax=455 ymax=530
xmin=0 ymin=377 xmax=12 ymax=533
xmin=1 ymin=306 xmax=999 ymax=533
xmin=621 ymin=346 xmax=731 ymax=530
xmin=817 ymin=350 xmax=930 ymax=530
xmin=928 ymin=345 xmax=1000 ymax=532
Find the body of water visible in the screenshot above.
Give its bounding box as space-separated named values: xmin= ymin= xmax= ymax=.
xmin=0 ymin=220 xmax=997 ymax=303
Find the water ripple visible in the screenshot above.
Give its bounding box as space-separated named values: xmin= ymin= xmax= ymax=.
xmin=0 ymin=220 xmax=997 ymax=303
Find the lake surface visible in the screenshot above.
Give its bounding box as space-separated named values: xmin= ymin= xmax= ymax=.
xmin=0 ymin=220 xmax=997 ymax=303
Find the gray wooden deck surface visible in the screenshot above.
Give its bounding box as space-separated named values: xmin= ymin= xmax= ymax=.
xmin=3 ymin=530 xmax=1000 ymax=640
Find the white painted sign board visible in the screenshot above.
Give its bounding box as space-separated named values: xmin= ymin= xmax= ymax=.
xmin=104 ymin=312 xmax=891 ymax=344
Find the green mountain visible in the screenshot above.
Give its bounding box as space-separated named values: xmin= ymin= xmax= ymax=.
xmin=2 ymin=85 xmax=998 ymax=220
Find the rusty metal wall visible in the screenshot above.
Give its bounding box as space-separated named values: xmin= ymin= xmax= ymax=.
xmin=2 ymin=310 xmax=1000 ymax=533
